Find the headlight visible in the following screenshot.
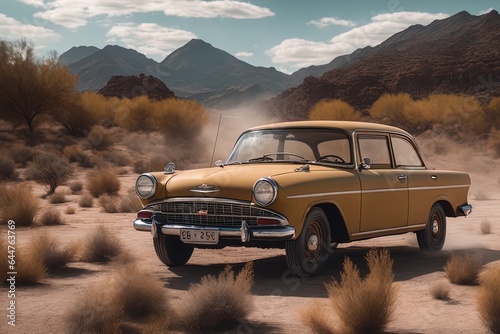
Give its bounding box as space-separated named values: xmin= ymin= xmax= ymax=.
xmin=135 ymin=174 xmax=157 ymax=199
xmin=253 ymin=177 xmax=278 ymax=206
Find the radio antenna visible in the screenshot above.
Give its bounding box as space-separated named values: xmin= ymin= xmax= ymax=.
xmin=209 ymin=113 xmax=223 ymax=167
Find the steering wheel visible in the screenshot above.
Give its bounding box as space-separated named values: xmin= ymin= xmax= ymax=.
xmin=317 ymin=154 xmax=345 ymax=163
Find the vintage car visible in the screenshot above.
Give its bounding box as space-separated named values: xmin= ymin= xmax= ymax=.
xmin=133 ymin=121 xmax=472 ymax=276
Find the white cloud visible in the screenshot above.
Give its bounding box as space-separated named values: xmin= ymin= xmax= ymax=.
xmin=309 ymin=17 xmax=355 ymax=28
xmin=33 ymin=0 xmax=274 ymax=29
xmin=479 ymin=8 xmax=495 ymax=15
xmin=0 ymin=13 xmax=60 ymax=41
xmin=235 ymin=51 xmax=253 ymax=58
xmin=16 ymin=0 xmax=45 ymax=7
xmin=267 ymin=11 xmax=449 ymax=71
xmin=106 ymin=22 xmax=197 ymax=60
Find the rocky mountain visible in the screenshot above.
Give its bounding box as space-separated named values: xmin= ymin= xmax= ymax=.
xmin=61 ymin=10 xmax=500 ymax=113
xmin=269 ymin=10 xmax=500 ymax=120
xmin=98 ymin=74 xmax=176 ymax=100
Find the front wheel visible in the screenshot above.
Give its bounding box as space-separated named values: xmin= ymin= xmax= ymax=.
xmin=417 ymin=203 xmax=446 ymax=252
xmin=285 ymin=208 xmax=332 ymax=277
xmin=153 ymin=234 xmax=194 ymax=266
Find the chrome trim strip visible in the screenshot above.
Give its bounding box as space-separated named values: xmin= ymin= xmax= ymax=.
xmin=161 ymin=223 xmax=295 ymax=240
xmin=287 ymin=184 xmax=470 ymax=199
xmin=351 ymin=224 xmax=426 ymax=238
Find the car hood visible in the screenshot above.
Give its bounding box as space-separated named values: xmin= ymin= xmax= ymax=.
xmin=164 ymin=163 xmax=351 ymax=201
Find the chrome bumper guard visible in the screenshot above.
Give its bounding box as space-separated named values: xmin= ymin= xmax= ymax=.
xmin=457 ymin=203 xmax=473 ymax=217
xmin=133 ymin=218 xmax=295 ymax=242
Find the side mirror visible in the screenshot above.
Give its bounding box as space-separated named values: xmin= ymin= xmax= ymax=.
xmin=359 ymin=157 xmax=372 ymax=170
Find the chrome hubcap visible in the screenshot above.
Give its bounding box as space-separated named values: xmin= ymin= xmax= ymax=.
xmin=307 ymin=234 xmax=318 ymax=252
xmin=432 ymin=219 xmax=439 ymax=235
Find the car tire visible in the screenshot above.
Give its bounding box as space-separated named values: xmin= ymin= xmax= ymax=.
xmin=417 ymin=203 xmax=446 ymax=252
xmin=153 ymin=234 xmax=194 ymax=266
xmin=285 ymin=207 xmax=332 ymax=277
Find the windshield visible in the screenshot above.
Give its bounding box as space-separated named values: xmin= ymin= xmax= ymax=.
xmin=226 ymin=128 xmax=352 ymax=165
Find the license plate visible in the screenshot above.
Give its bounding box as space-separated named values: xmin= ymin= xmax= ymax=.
xmin=180 ymin=229 xmax=219 ymax=244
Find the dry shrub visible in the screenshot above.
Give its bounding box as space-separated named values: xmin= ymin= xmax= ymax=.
xmin=86 ymin=168 xmax=121 ymax=197
xmin=112 ymin=264 xmax=170 ymax=319
xmin=485 ymin=97 xmax=500 ymax=130
xmin=25 ymin=152 xmax=73 ymax=195
xmin=69 ymin=180 xmax=83 ymax=193
xmin=133 ymin=155 xmax=169 ymax=174
xmin=48 ymin=192 xmax=66 ymax=204
xmin=80 ymin=92 xmax=116 ymax=127
xmin=488 ymin=128 xmax=500 ymax=157
xmin=444 ymin=253 xmax=482 ymax=285
xmin=0 ymin=182 xmax=39 ymax=226
xmin=118 ymin=190 xmax=142 ymax=213
xmin=115 ymin=95 xmax=156 ymax=132
xmin=31 ymin=229 xmax=75 ymax=269
xmin=65 ymin=206 xmax=76 ymax=215
xmin=80 ymin=224 xmax=122 ymax=262
xmin=480 ymin=220 xmax=492 ymax=235
xmin=369 ymin=93 xmax=415 ymax=130
xmin=325 ymin=249 xmax=397 ymax=334
xmin=78 ymin=191 xmax=94 ymax=207
xmin=99 ymin=194 xmax=119 ymax=213
xmin=104 ymin=150 xmax=132 ymax=167
xmin=65 ymin=281 xmax=123 ymax=334
xmin=86 ymin=125 xmax=113 ymax=151
xmin=39 ymin=208 xmax=64 ymax=225
xmin=63 ymin=145 xmax=94 ymax=168
xmin=477 ymin=264 xmax=500 ymax=333
xmin=300 ymin=300 xmax=336 ymax=334
xmin=65 ymin=262 xmax=170 ymax=333
xmin=430 ymin=280 xmax=451 ymax=300
xmin=309 ymin=99 xmax=361 ymax=121
xmin=14 ymin=243 xmax=47 ymax=284
xmin=475 ymin=190 xmax=493 ymax=201
xmin=0 ymin=155 xmax=18 ymax=180
xmin=8 ymin=143 xmax=35 ymax=166
xmin=177 ymin=262 xmax=254 ymax=332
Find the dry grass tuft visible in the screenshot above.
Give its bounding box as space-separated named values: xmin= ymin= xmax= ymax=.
xmin=99 ymin=194 xmax=120 ymax=213
xmin=80 ymin=224 xmax=122 ymax=262
xmin=68 ymin=180 xmax=83 ymax=194
xmin=0 ymin=182 xmax=39 ymax=226
xmin=65 ymin=261 xmax=170 ymax=333
xmin=65 ymin=206 xmax=76 ymax=215
xmin=15 ymin=244 xmax=47 ymax=284
xmin=48 ymin=192 xmax=66 ymax=204
xmin=24 ymin=152 xmax=73 ymax=195
xmin=176 ymin=262 xmax=254 ymax=332
xmin=325 ymin=249 xmax=397 ymax=334
xmin=300 ymin=300 xmax=336 ymax=334
xmin=78 ymin=191 xmax=94 ymax=207
xmin=430 ymin=280 xmax=451 ymax=300
xmin=112 ymin=264 xmax=170 ymax=319
xmin=86 ymin=168 xmax=121 ymax=197
xmin=118 ymin=190 xmax=143 ymax=213
xmin=65 ymin=281 xmax=123 ymax=334
xmin=0 ymin=155 xmax=18 ymax=181
xmin=31 ymin=230 xmax=76 ymax=269
xmin=480 ymin=220 xmax=492 ymax=235
xmin=39 ymin=208 xmax=64 ymax=226
xmin=477 ymin=264 xmax=500 ymax=333
xmin=445 ymin=253 xmax=482 ymax=285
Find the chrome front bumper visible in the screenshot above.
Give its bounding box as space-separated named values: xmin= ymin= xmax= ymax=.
xmin=133 ymin=218 xmax=295 ymax=242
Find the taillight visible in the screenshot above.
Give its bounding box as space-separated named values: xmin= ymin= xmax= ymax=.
xmin=137 ymin=210 xmax=153 ymax=220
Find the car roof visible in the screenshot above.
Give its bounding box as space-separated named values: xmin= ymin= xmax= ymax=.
xmin=247 ymin=120 xmax=411 ymax=136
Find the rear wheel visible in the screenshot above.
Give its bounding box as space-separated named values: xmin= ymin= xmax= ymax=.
xmin=153 ymin=234 xmax=194 ymax=266
xmin=417 ymin=203 xmax=446 ymax=252
xmin=285 ymin=208 xmax=332 ymax=277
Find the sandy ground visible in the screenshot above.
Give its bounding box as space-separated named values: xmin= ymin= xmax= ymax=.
xmin=1 ymin=135 xmax=500 ymax=334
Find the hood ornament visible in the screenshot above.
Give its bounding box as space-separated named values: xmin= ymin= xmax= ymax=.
xmin=164 ymin=162 xmax=176 ymax=174
xmin=190 ymin=183 xmax=220 ymax=193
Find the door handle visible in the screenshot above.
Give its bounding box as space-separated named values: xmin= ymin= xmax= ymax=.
xmin=431 ymin=175 xmax=438 ymax=180
xmin=398 ymin=175 xmax=407 ymax=182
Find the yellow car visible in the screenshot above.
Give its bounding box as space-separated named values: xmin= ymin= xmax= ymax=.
xmin=133 ymin=121 xmax=472 ymax=276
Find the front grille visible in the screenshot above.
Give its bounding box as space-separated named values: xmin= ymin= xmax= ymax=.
xmin=145 ymin=199 xmax=284 ymax=227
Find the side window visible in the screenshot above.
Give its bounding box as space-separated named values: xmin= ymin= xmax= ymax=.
xmin=391 ymin=136 xmax=423 ymax=167
xmin=358 ymin=135 xmax=391 ymax=168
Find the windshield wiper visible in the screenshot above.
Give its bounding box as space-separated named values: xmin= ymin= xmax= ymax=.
xmin=248 ymin=152 xmax=309 ymax=163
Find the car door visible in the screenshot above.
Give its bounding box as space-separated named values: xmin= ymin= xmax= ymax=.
xmin=356 ymin=133 xmax=409 ymax=232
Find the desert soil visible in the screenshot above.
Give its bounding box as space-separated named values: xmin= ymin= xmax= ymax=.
xmin=1 ymin=136 xmax=500 ymax=334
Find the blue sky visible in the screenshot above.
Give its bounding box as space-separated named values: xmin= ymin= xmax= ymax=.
xmin=1 ymin=0 xmax=498 ymax=73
